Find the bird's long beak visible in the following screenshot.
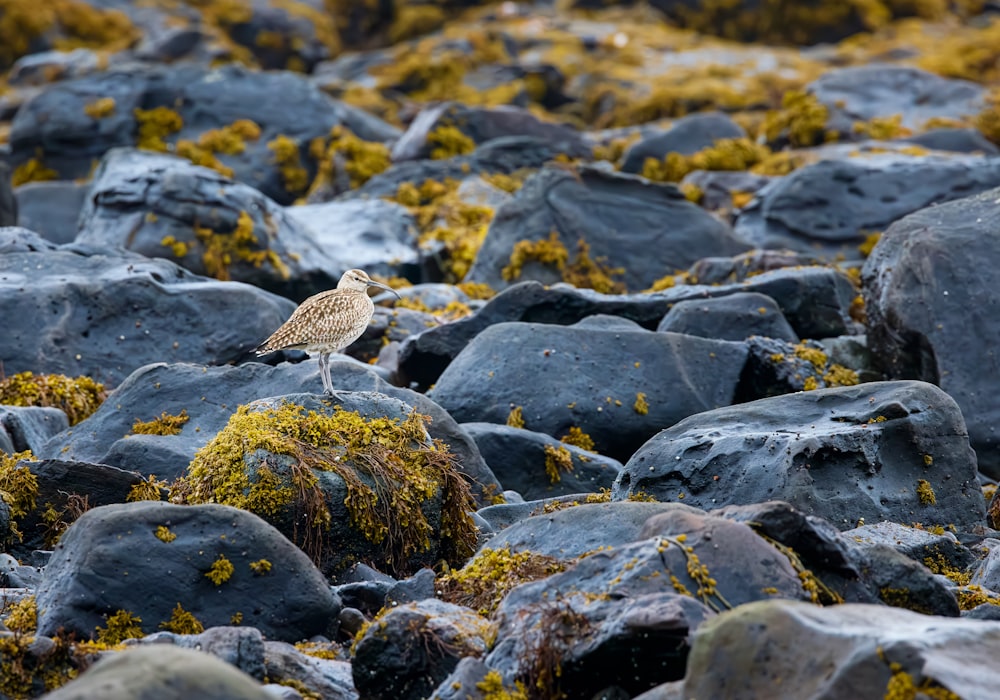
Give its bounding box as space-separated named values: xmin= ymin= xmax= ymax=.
xmin=368 ymin=279 xmax=401 ymax=299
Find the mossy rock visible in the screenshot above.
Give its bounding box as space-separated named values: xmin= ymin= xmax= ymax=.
xmin=172 ymin=392 xmax=477 ymax=579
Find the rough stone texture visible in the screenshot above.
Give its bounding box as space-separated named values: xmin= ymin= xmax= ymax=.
xmin=862 ymin=186 xmax=1000 ymax=478
xmin=683 ymin=600 xmax=1000 ymax=700
xmin=37 ymin=502 xmax=340 ymax=643
xmin=128 ymin=626 xmax=267 ymax=681
xmin=614 ymin=381 xmax=986 ymax=533
xmin=466 ymin=164 xmax=751 ymax=292
xmin=843 ymin=521 xmax=976 ymax=577
xmin=0 ymin=227 xmax=295 ymax=387
xmin=263 ymin=640 xmax=357 ymax=700
xmin=13 ymin=181 xmax=86 ymax=244
xmin=391 ymin=102 xmax=587 ymax=162
xmin=39 ymin=360 xmax=499 ymax=505
xmin=429 ymin=322 xmax=748 ymax=461
xmin=77 ymin=148 xmax=340 ymax=302
xmin=352 ymin=599 xmax=493 ymax=700
xmin=284 ymin=198 xmax=420 ymax=282
xmin=735 ymin=153 xmax=1000 ymax=259
xmin=39 ymin=646 xmax=274 ymax=700
xmin=398 ymin=267 xmax=858 ymax=390
xmin=620 ymin=111 xmax=745 ymax=173
xmin=656 ymin=291 xmax=799 ymax=342
xmin=0 ymin=406 xmax=68 ymax=454
xmin=0 ymin=160 xmax=15 ymax=226
xmin=462 ymin=422 xmax=621 ymax=500
xmin=810 ymin=65 xmax=986 ymax=132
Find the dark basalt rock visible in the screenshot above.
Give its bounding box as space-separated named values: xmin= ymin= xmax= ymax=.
xmin=429 ymin=321 xmax=747 ymax=462
xmin=466 ymin=163 xmax=751 ymax=292
xmin=620 ymin=111 xmax=745 ymax=174
xmin=683 ymin=600 xmax=999 ymax=699
xmin=0 ymin=160 xmax=15 ymax=226
xmin=735 ymin=153 xmax=1000 ymax=259
xmin=863 ymin=186 xmax=1000 ymax=479
xmin=13 ymin=180 xmax=85 ymax=244
xmin=36 ymin=502 xmax=340 ymax=643
xmin=656 ymin=291 xmax=799 ymax=343
xmin=614 ymin=381 xmax=987 ymax=533
xmin=77 ymin=148 xmax=341 ymax=302
xmin=902 ymin=128 xmax=1000 ymax=155
xmin=0 ymin=406 xmax=68 ymax=454
xmin=0 ymin=227 xmax=295 ymax=387
xmin=462 ymin=422 xmax=622 ymax=500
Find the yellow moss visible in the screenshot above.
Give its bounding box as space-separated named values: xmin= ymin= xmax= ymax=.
xmin=95 ymin=610 xmax=144 ymax=645
xmin=975 ymin=89 xmax=1000 ymax=145
xmin=131 ymin=409 xmax=189 ymax=436
xmin=11 ymin=157 xmax=58 ymax=186
xmin=823 ymin=365 xmax=859 ymax=387
xmin=506 ymin=406 xmax=525 ymax=429
xmin=0 ymin=450 xmax=38 ymax=544
xmin=562 ymin=239 xmax=626 ymax=293
xmin=205 ymin=554 xmax=234 ymax=586
xmin=127 ymin=475 xmax=167 ymax=503
xmin=481 ymin=172 xmax=527 ymax=194
xmin=387 ymin=3 xmax=446 ymax=44
xmin=476 ymin=669 xmax=529 ymax=700
xmin=456 ymin=281 xmax=496 ymax=300
xmin=883 ymin=660 xmax=962 ymax=700
xmin=193 ymin=210 xmax=290 ymax=282
xmin=161 ymin=235 xmax=190 ymax=258
xmin=0 ymin=371 xmax=106 ymax=426
xmin=923 ymin=551 xmax=971 ymax=586
xmin=175 ymin=139 xmax=234 ymax=178
xmin=307 ymin=126 xmax=391 ymax=193
xmin=83 ymin=97 xmax=116 ymax=119
xmin=2 ymin=597 xmax=36 ymax=634
xmin=437 ymin=546 xmax=568 ymax=616
xmin=633 ymin=392 xmax=649 ymax=415
xmin=560 ymin=427 xmax=595 ymax=452
xmin=230 ymin=611 xmax=243 ymax=625
xmin=502 ymin=231 xmax=570 ymax=282
xmin=762 ymin=90 xmax=834 ymax=147
xmin=159 ymin=603 xmax=204 ymax=635
xmin=924 ymin=454 xmax=934 ymax=466
xmin=917 ymin=479 xmax=937 ymax=506
xmin=543 ymin=444 xmax=574 ymax=484
xmin=267 ymin=134 xmax=310 ymax=194
xmin=793 ymin=343 xmax=828 ymax=371
xmin=154 ymin=525 xmax=176 ymax=543
xmin=249 ymin=559 xmax=272 ymax=575
xmin=171 ymin=402 xmax=478 ymax=574
xmin=428 ymin=125 xmax=476 ymax=160
xmin=802 ymin=376 xmax=819 ymax=391
xmin=859 ymin=231 xmax=882 ymax=257
xmin=642 ymin=138 xmax=771 ymax=183
xmin=853 ymin=114 xmax=911 ymax=140
xmin=134 ymin=106 xmax=183 ymax=152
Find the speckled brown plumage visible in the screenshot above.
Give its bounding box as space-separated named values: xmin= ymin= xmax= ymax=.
xmin=256 ymin=268 xmax=399 ymax=395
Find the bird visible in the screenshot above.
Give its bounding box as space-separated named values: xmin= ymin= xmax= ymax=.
xmin=256 ymin=268 xmax=401 ymax=396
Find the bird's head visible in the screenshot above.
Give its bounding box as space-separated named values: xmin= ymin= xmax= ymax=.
xmin=338 ymin=269 xmax=401 ymax=298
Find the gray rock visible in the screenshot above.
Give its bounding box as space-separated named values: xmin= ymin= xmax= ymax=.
xmin=614 ymin=381 xmax=986 ymax=533
xmin=129 ymin=626 xmax=266 ymax=680
xmin=680 ymin=169 xmax=773 ymax=212
xmin=0 ymin=406 xmax=69 ymax=453
xmin=13 ymin=181 xmax=86 ymax=244
xmin=735 ymin=153 xmax=1000 ymax=259
xmin=844 ymin=521 xmax=976 ymax=579
xmin=429 ymin=322 xmax=748 ymax=462
xmin=657 ymin=291 xmax=798 ymax=342
xmin=0 ymin=227 xmax=295 ymax=387
xmin=38 ymin=645 xmax=273 ymax=700
xmin=8 ymin=48 xmax=103 ymax=87
xmin=37 ymin=502 xmax=340 ymax=643
xmin=970 ymin=539 xmax=1000 ymax=592
xmin=0 ymin=161 xmax=15 ymax=226
xmin=463 ymin=422 xmax=621 ymax=500
xmin=620 ymin=111 xmax=745 ymax=173
xmin=263 ymin=640 xmax=356 ymax=700
xmin=683 ymin=600 xmax=1000 ymax=699
xmin=903 ymin=128 xmax=999 ymax=155
xmin=467 ymin=164 xmax=751 ymax=292
xmin=863 ymin=186 xmax=1000 ymax=478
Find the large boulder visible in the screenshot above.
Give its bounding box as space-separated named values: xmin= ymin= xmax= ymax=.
xmin=863 ymin=186 xmax=1000 ymax=478
xmin=613 ymin=381 xmax=986 ymax=533
xmin=429 ymin=321 xmax=748 ymax=462
xmin=0 ymin=227 xmax=294 ymax=387
xmin=36 ymin=502 xmax=340 ymax=643
xmin=466 ymin=164 xmax=751 ymax=292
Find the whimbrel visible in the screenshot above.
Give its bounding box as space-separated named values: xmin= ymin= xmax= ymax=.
xmin=256 ymin=269 xmax=400 ymax=395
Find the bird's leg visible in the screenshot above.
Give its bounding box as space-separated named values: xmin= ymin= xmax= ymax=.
xmin=323 ymin=352 xmax=349 ymax=401
xmin=318 ymin=353 xmax=332 ymax=395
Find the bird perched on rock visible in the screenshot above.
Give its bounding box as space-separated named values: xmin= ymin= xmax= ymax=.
xmin=256 ymin=268 xmax=400 ymax=395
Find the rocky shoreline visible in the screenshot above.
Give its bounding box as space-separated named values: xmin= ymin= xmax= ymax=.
xmin=3 ymin=1 xmax=1000 ymax=698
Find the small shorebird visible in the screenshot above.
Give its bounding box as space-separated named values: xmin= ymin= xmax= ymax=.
xmin=256 ymin=268 xmax=400 ymax=395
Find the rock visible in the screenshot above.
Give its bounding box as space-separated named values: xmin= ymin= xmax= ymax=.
xmin=0 ymin=161 xmax=15 ymax=226
xmin=429 ymin=657 xmax=504 ymax=700
xmin=844 ymin=521 xmax=976 ymax=579
xmin=263 ymin=639 xmax=356 ymax=700
xmin=620 ymin=112 xmax=745 ymax=174
xmin=656 ymin=291 xmax=798 ymax=342
xmin=462 ymin=422 xmax=621 ymax=500
xmin=127 ymin=626 xmax=266 ymax=680
xmin=77 ymin=148 xmax=340 ymax=301
xmin=9 ymin=64 xmax=398 ymax=205
xmin=39 ymin=360 xmax=499 ymax=505
xmin=429 ymin=322 xmax=748 ymax=462
xmin=863 ymin=186 xmax=1000 ymax=478
xmin=466 ymin=164 xmax=751 ymax=292
xmin=351 ymin=306 xmax=441 ymax=365
xmin=7 ymin=48 xmax=103 ymax=87
xmin=391 ymin=102 xmax=587 ymax=162
xmin=734 ymin=153 xmax=1000 ymax=259
xmin=903 ymin=128 xmax=1000 ymax=155
xmin=735 ymin=336 xmax=862 ymax=400
xmin=0 ymin=406 xmax=68 ymax=453
xmin=0 ymin=552 xmax=42 ymax=588
xmin=39 ymin=646 xmax=273 ymax=700
xmin=284 ymin=198 xmax=420 ymax=282
xmin=683 ymin=600 xmax=1000 ymax=699
xmin=36 ymin=502 xmax=340 ymax=643
xmin=614 ymin=381 xmax=987 ymax=533
xmin=810 ymin=65 xmax=986 ymax=133
xmin=685 ymin=249 xmax=821 ymax=285
xmin=398 ymin=266 xmax=857 ymax=390
xmin=0 ymin=227 xmax=295 ymax=387
xmin=352 ymin=599 xmax=493 ymax=700
xmin=13 ymin=181 xmax=85 ymax=244
xmin=680 ymin=170 xmax=773 ymax=213
xmin=969 ymin=539 xmax=1000 ymax=593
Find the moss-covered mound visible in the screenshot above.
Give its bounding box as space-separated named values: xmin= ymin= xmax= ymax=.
xmin=0 ymin=372 xmax=106 ymax=426
xmin=170 ymin=397 xmax=478 ymax=577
